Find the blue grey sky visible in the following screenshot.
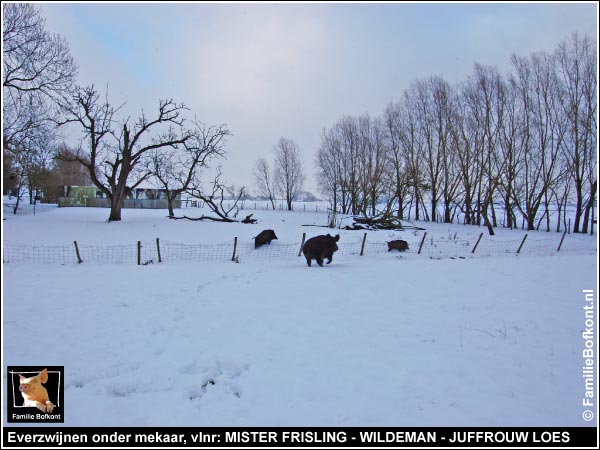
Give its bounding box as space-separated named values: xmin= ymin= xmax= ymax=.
xmin=39 ymin=2 xmax=597 ymax=195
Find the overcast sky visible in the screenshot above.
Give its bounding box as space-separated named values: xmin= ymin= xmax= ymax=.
xmin=39 ymin=2 xmax=597 ymax=195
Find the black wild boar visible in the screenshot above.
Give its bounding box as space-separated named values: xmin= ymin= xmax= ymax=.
xmin=387 ymin=239 xmax=409 ymax=252
xmin=254 ymin=229 xmax=278 ymax=248
xmin=302 ymin=234 xmax=340 ymax=267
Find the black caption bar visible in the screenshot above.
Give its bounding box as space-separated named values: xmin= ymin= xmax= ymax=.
xmin=2 ymin=427 xmax=597 ymax=448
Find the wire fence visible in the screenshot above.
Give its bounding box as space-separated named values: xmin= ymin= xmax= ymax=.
xmin=2 ymin=230 xmax=596 ymax=265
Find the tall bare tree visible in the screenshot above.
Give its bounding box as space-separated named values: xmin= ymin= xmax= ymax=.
xmin=555 ymin=33 xmax=597 ymax=233
xmin=355 ymin=114 xmax=387 ymax=216
xmin=253 ymin=157 xmax=277 ymax=210
xmin=509 ymin=52 xmax=565 ymax=231
xmin=382 ymin=101 xmax=412 ymax=219
xmin=148 ymin=122 xmax=231 ymax=217
xmin=316 ymin=126 xmax=344 ymax=215
xmin=59 ymin=85 xmax=201 ymax=221
xmin=273 ymin=137 xmax=305 ymax=211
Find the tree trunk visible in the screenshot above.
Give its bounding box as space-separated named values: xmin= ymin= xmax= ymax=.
xmin=444 ymin=200 xmax=452 ymax=223
xmin=108 ymin=193 xmax=125 ymax=222
xmin=544 ymin=195 xmax=550 ymax=232
xmin=582 ymin=181 xmax=597 ymax=234
xmin=397 ymin=194 xmax=404 ymax=220
xmin=490 ymin=200 xmax=497 ymax=228
xmin=573 ymin=181 xmax=583 ymax=233
xmin=414 ymin=186 xmax=420 ymax=221
xmin=527 ymin=215 xmax=535 ymax=231
xmin=504 ymin=192 xmax=512 ymax=229
xmin=481 ymin=207 xmax=495 ymax=235
xmin=464 ymin=192 xmax=472 ymax=225
xmin=13 ymin=193 xmax=21 ymax=215
xmin=430 ymin=191 xmax=437 ymax=223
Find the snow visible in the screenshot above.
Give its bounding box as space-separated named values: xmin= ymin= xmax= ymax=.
xmin=2 ymin=203 xmax=598 ymax=427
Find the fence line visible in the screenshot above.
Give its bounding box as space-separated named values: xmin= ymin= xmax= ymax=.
xmin=2 ymin=233 xmax=596 ymax=264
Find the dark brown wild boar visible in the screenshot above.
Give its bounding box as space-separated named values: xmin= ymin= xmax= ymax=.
xmin=254 ymin=229 xmax=278 ymax=248
xmin=387 ymin=240 xmax=409 ymax=252
xmin=302 ymin=234 xmax=339 ymax=267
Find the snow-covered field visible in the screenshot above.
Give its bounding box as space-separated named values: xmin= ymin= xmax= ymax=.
xmin=2 ymin=203 xmax=598 ymax=426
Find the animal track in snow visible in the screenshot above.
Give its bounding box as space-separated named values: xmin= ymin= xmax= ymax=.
xmin=184 ymin=360 xmax=248 ymax=402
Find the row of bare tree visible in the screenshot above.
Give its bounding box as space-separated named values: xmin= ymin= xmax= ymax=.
xmin=316 ymin=33 xmax=596 ymax=235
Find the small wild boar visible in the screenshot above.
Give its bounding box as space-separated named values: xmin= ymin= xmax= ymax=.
xmin=254 ymin=229 xmax=278 ymax=248
xmin=302 ymin=233 xmax=340 ymax=267
xmin=18 ymin=368 xmax=54 ymax=413
xmin=387 ymin=239 xmax=409 ymax=252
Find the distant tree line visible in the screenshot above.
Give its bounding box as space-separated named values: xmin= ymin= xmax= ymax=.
xmin=316 ymin=33 xmax=596 ymax=234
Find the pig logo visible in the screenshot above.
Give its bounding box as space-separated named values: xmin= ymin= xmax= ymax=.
xmin=7 ymin=366 xmax=64 ymax=422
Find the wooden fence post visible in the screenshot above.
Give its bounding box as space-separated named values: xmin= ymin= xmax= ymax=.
xmin=418 ymin=232 xmax=427 ymax=254
xmin=557 ymin=230 xmax=567 ymax=252
xmin=516 ymin=234 xmax=528 ymax=254
xmin=156 ymin=238 xmax=162 ymax=263
xmin=73 ymin=241 xmax=82 ymax=264
xmin=471 ymin=233 xmax=484 ymax=254
xmin=137 ymin=241 xmax=141 ymax=265
xmin=298 ymin=233 xmax=306 ymax=257
xmin=360 ymin=233 xmax=367 ymax=256
xmin=232 ymin=237 xmax=238 ymax=262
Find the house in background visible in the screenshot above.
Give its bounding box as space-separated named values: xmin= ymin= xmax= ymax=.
xmin=58 ymin=183 xmax=181 ymax=209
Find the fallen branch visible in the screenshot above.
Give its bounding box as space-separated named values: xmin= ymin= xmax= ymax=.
xmin=168 ymin=215 xmax=237 ymax=223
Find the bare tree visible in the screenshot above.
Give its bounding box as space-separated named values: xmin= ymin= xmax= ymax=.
xmin=273 ymin=137 xmax=305 ymax=211
xmin=454 ymin=82 xmax=483 ymax=226
xmin=253 ymin=157 xmax=277 ymax=210
xmin=413 ymin=77 xmax=443 ymax=222
xmin=337 ymin=116 xmax=361 ymax=214
xmin=399 ymin=86 xmax=427 ymax=221
xmin=356 ymin=114 xmax=388 ymax=216
xmin=509 ymin=52 xmax=565 ymax=232
xmin=382 ymin=101 xmax=408 ymax=219
xmin=316 ymin=126 xmax=344 ymax=218
xmin=4 ymin=129 xmax=55 ymax=213
xmin=59 ymin=85 xmax=201 ymax=222
xmin=148 ymin=122 xmax=231 ymax=217
xmin=496 ymin=74 xmax=522 ymax=230
xmin=183 ymin=167 xmax=245 ymax=222
xmin=555 ymin=33 xmax=597 ymax=233
xmin=3 ymin=4 xmax=76 ymax=155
